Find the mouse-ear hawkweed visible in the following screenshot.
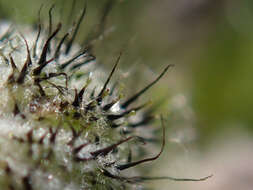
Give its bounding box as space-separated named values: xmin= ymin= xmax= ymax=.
xmin=0 ymin=1 xmax=211 ymax=189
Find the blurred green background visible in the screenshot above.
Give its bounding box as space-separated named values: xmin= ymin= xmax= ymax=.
xmin=1 ymin=0 xmax=253 ymax=189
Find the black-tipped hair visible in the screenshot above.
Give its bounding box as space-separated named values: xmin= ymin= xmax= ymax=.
xmin=33 ymin=4 xmax=43 ymax=58
xmin=17 ymin=35 xmax=32 ymax=84
xmin=121 ymin=65 xmax=173 ymax=109
xmin=116 ymin=115 xmax=166 ymax=170
xmin=37 ymin=22 xmax=62 ymax=66
xmin=97 ymin=53 xmax=121 ymax=104
xmin=33 ymin=23 xmax=62 ymax=75
xmin=65 ymin=2 xmax=86 ymax=55
xmin=82 ymin=0 xmax=115 ymax=46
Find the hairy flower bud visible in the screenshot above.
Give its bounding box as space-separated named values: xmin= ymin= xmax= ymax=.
xmin=0 ymin=3 xmax=173 ymax=189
